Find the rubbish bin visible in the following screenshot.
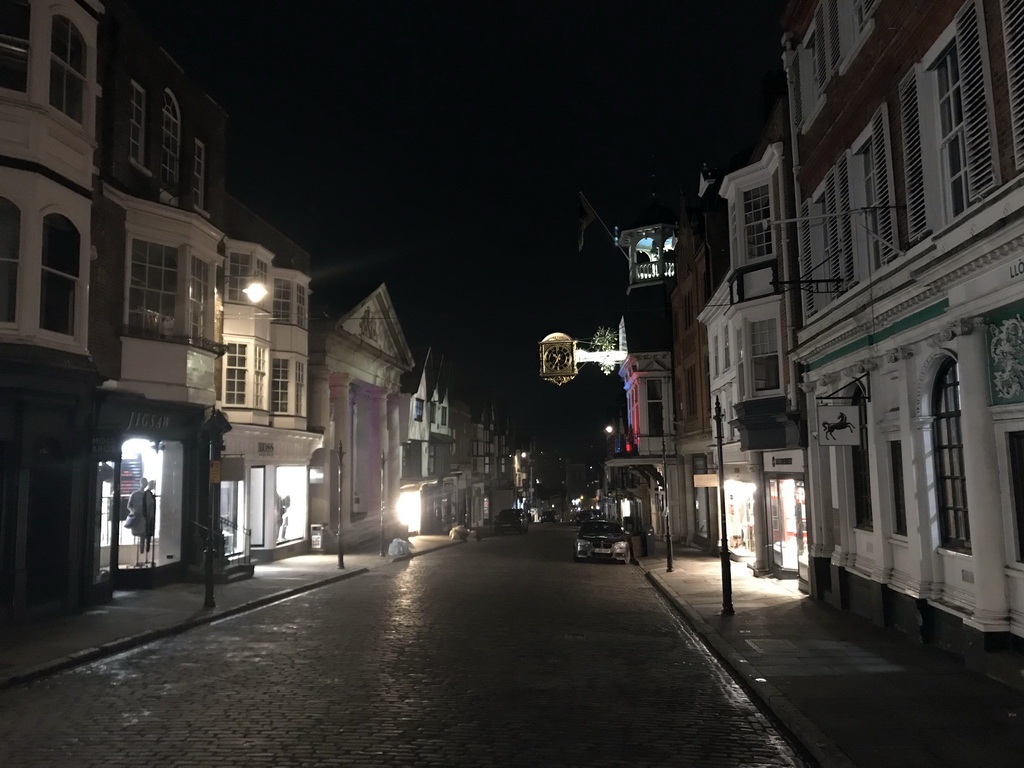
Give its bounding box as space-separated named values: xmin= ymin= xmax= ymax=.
xmin=309 ymin=523 xmax=327 ymax=553
xmin=643 ymin=527 xmax=657 ymax=557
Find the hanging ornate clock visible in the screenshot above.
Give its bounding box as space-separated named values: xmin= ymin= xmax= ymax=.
xmin=538 ymin=332 xmax=577 ymax=385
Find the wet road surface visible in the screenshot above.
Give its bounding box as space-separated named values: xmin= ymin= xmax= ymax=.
xmin=0 ymin=525 xmax=811 ymax=767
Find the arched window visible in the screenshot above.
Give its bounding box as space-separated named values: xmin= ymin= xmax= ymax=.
xmin=932 ymin=357 xmax=969 ymax=550
xmin=49 ymin=15 xmax=85 ymax=122
xmin=40 ymin=213 xmax=79 ymax=335
xmin=851 ymin=385 xmax=872 ymax=530
xmin=161 ymin=90 xmax=181 ymax=189
xmin=0 ymin=197 xmax=20 ymax=322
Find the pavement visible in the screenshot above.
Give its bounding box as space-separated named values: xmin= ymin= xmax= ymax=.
xmin=635 ymin=540 xmax=1024 ymax=768
xmin=3 ymin=530 xmax=1024 ymax=767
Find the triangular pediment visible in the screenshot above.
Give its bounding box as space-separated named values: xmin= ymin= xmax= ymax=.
xmin=334 ymin=283 xmax=414 ymax=368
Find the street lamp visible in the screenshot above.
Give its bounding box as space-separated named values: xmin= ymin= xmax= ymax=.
xmin=201 ymin=408 xmax=231 ymax=609
xmin=713 ymin=396 xmax=735 ymax=616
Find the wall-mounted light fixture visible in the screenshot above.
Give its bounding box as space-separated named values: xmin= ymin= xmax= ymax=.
xmin=242 ymin=280 xmax=267 ymax=303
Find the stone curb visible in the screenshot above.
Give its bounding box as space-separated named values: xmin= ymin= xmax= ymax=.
xmin=0 ymin=538 xmax=463 ymax=691
xmin=636 ymin=561 xmax=858 ymax=768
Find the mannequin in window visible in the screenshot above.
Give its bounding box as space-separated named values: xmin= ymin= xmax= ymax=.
xmin=278 ymin=495 xmax=291 ymax=542
xmin=142 ymin=479 xmax=157 ymax=559
xmin=125 ymin=477 xmax=149 ymax=563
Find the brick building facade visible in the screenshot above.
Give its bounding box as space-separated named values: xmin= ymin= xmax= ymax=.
xmin=784 ymin=0 xmax=1024 ymax=683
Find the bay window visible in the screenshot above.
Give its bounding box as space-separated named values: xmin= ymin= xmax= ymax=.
xmin=296 ymin=284 xmax=307 ymax=328
xmin=272 ymin=278 xmax=291 ymax=321
xmin=226 ymin=252 xmax=268 ymax=304
xmin=188 ymin=255 xmax=209 ymax=340
xmin=49 ymin=15 xmax=85 ymax=123
xmin=254 ymin=345 xmax=266 ymax=410
xmin=271 ymin=358 xmax=289 ymax=414
xmin=225 ymin=343 xmax=247 ymax=405
xmin=1 ymin=0 xmax=30 ymax=92
xmin=0 ymin=197 xmax=19 ymax=323
xmin=129 ymin=240 xmax=177 ymax=336
xmin=40 ymin=213 xmax=79 ymax=335
xmin=742 ymin=184 xmax=772 ymax=261
xmin=750 ymin=319 xmax=779 ymax=392
xmin=646 ymin=379 xmax=664 ymax=436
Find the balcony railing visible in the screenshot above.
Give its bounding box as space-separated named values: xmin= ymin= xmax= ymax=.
xmin=123 ymin=319 xmax=226 ymax=356
xmin=633 ymin=261 xmax=676 ymax=282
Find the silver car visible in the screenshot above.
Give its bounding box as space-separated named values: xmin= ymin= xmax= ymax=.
xmin=573 ymin=520 xmax=629 ymax=563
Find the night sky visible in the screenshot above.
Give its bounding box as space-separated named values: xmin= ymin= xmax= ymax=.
xmin=131 ymin=0 xmax=787 ymax=464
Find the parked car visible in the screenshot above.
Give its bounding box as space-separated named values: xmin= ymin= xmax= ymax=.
xmin=492 ymin=508 xmax=530 ymax=534
xmin=540 ymin=510 xmax=557 ymax=523
xmin=573 ymin=520 xmax=629 ymax=563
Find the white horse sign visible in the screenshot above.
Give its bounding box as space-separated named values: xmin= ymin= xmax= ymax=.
xmin=817 ymin=405 xmax=861 ymax=445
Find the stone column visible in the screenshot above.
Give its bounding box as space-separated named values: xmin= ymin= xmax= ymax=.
xmin=308 ymin=367 xmax=331 ymax=434
xmin=895 ymin=347 xmax=937 ymax=595
xmin=955 ymin=322 xmax=1008 ymax=631
xmin=387 ymin=393 xmax=403 ymax=537
xmin=329 ymin=373 xmax=351 ymax=542
xmin=750 ymin=451 xmax=771 ymax=575
xmin=367 ymin=389 xmax=387 ymax=553
xmin=804 ymin=382 xmax=836 ymax=602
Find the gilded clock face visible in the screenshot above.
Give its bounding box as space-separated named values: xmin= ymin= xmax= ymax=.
xmin=544 ymin=344 xmax=571 ymax=369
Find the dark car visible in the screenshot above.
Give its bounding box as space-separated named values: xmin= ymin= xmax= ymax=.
xmin=492 ymin=508 xmax=529 ymax=534
xmin=540 ymin=510 xmax=557 ymax=523
xmin=573 ymin=520 xmax=628 ymax=563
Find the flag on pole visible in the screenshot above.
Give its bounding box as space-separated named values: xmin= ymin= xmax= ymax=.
xmin=578 ymin=192 xmax=597 ymax=252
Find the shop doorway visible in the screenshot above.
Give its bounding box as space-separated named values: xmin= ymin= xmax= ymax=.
xmin=94 ymin=439 xmax=185 ymax=585
xmin=767 ymin=476 xmax=807 ymax=574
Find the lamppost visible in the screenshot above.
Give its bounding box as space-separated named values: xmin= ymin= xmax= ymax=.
xmin=337 ymin=442 xmax=345 ymax=569
xmin=202 ymin=408 xmax=231 ymax=610
xmin=661 ymin=438 xmax=673 ymax=573
xmin=379 ymin=450 xmax=387 ymax=557
xmin=713 ymin=396 xmax=735 ymax=616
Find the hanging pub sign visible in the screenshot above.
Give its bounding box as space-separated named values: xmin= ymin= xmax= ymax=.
xmin=817 ymin=405 xmax=861 ymax=445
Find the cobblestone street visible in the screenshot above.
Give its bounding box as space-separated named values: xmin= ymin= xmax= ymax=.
xmin=0 ymin=527 xmax=810 ymax=768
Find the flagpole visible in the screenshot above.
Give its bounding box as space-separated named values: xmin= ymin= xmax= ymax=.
xmin=579 ymin=191 xmax=629 ymax=261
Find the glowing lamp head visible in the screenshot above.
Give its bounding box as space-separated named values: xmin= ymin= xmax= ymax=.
xmin=242 ymin=281 xmax=268 ymax=303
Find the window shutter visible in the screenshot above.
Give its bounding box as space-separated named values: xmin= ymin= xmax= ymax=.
xmin=871 ymin=107 xmax=896 ymax=262
xmin=836 ymin=154 xmax=855 ymax=286
xmin=899 ymin=70 xmax=928 ymax=241
xmin=814 ymin=5 xmax=828 ymax=90
xmin=826 ymin=0 xmax=842 ymax=71
xmin=799 ymin=199 xmax=816 ymax=318
xmin=956 ymin=0 xmax=997 ymax=201
xmin=1002 ymin=0 xmax=1024 ymax=168
xmin=825 ymin=170 xmax=842 ymax=298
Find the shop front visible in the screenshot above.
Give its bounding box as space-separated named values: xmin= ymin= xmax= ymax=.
xmin=222 ymin=426 xmax=321 ymax=564
xmin=89 ymin=393 xmax=206 ymax=598
xmin=722 ymin=470 xmax=757 ymax=561
xmin=763 ymin=449 xmax=808 ymax=583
